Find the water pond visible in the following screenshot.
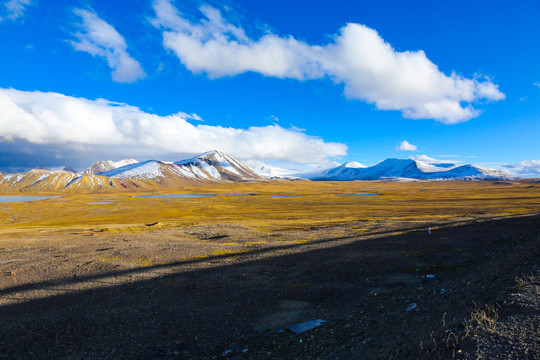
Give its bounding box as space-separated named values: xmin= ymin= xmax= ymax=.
xmin=87 ymin=202 xmax=115 ymax=205
xmin=0 ymin=195 xmax=60 ymax=203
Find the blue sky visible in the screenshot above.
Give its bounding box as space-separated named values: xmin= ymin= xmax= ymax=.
xmin=0 ymin=0 xmax=539 ymax=176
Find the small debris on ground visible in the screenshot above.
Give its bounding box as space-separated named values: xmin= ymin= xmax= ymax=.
xmin=406 ymin=303 xmax=417 ymax=312
xmin=287 ymin=319 xmax=326 ymax=334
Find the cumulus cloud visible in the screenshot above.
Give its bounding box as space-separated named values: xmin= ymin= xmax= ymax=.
xmin=502 ymin=160 xmax=540 ymax=177
xmin=0 ymin=87 xmax=347 ymax=166
xmin=0 ymin=0 xmax=32 ymax=22
xmin=70 ymin=8 xmax=146 ymax=83
xmin=151 ymin=0 xmax=504 ymax=124
xmin=395 ymin=140 xmax=417 ymax=151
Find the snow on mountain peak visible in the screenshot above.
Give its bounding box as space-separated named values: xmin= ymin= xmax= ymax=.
xmin=83 ymin=158 xmax=139 ymax=174
xmin=96 ymin=160 xmax=162 ymax=179
xmin=175 ymin=151 xmax=261 ymax=181
xmin=109 ymin=158 xmax=138 ymax=168
xmin=343 ymin=161 xmax=367 ymax=168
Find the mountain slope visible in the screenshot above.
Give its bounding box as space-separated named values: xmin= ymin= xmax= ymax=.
xmin=308 ymin=161 xmax=368 ymax=181
xmin=0 ymin=151 xmax=261 ymax=192
xmin=83 ymin=159 xmax=139 ymax=174
xmin=251 ymin=164 xmax=301 ymax=179
xmin=175 ymin=150 xmax=261 ymax=181
xmin=95 ymin=159 xmax=215 ymax=187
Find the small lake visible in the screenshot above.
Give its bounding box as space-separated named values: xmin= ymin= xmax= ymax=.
xmin=0 ymin=195 xmax=60 ymax=203
xmin=341 ymin=194 xmax=380 ymax=197
xmin=87 ymin=202 xmax=115 ymax=205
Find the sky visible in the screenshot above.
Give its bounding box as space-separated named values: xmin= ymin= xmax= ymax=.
xmin=0 ymin=0 xmax=539 ymax=176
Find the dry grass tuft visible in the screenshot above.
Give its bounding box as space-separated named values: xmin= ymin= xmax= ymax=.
xmin=515 ymin=274 xmax=540 ymax=288
xmin=465 ymin=304 xmax=500 ymax=335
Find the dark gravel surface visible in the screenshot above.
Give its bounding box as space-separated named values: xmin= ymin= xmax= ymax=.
xmin=1 ymin=214 xmax=539 ymax=359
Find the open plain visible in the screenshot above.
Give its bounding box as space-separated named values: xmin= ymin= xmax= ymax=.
xmin=0 ymin=180 xmax=539 ymax=359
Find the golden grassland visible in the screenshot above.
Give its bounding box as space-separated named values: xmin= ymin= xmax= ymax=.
xmin=1 ymin=180 xmax=539 ymax=235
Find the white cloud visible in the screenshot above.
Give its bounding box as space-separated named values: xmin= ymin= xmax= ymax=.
xmin=0 ymin=87 xmax=347 ymax=164
xmin=151 ymin=1 xmax=504 ymax=124
xmin=1 ymin=0 xmax=32 ymax=22
xmin=395 ymin=140 xmax=417 ymax=151
xmin=70 ymin=8 xmax=146 ymax=83
xmin=175 ymin=112 xmax=203 ymax=121
xmin=502 ymin=160 xmax=540 ymax=177
xmin=408 ymin=155 xmax=457 ymax=164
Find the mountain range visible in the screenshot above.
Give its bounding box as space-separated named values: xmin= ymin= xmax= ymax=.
xmin=304 ymin=158 xmax=508 ymax=181
xmin=0 ymin=150 xmax=511 ymax=192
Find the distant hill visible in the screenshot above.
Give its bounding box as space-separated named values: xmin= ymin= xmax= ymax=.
xmin=83 ymin=159 xmax=139 ymax=174
xmin=306 ymin=158 xmax=509 ymax=181
xmin=0 ymin=151 xmax=261 ymax=192
xmin=0 ymin=152 xmax=513 ymax=193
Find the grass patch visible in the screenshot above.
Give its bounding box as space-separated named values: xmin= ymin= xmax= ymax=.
xmin=245 ymin=241 xmax=267 ymax=246
xmin=98 ymin=256 xmax=122 ymax=262
xmin=1 ymin=181 xmax=539 ymax=234
xmin=211 ymin=249 xmax=243 ymax=256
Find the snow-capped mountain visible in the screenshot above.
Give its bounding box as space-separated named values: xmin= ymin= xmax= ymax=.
xmin=309 ymin=158 xmax=510 ymax=181
xmin=28 ymin=167 xmax=76 ymax=174
xmin=0 ymin=152 xmax=514 ymax=193
xmin=174 ymin=150 xmax=261 ymax=181
xmin=302 ymin=161 xmax=367 ymax=180
xmin=0 ymin=151 xmax=261 ymax=192
xmin=98 ymin=160 xmax=170 ymax=179
xmin=251 ymin=164 xmax=302 ymax=179
xmin=83 ymin=159 xmax=138 ymax=174
xmin=90 ymin=151 xmax=261 ymax=183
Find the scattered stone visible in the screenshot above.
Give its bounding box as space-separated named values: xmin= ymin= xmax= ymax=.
xmin=222 ymin=349 xmax=233 ymax=356
xmin=406 ymin=303 xmax=417 ymax=312
xmin=287 ymin=319 xmax=326 ymax=335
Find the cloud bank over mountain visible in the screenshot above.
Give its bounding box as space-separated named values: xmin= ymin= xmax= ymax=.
xmin=152 ymin=0 xmax=504 ymax=124
xmin=502 ymin=160 xmax=540 ymax=177
xmin=0 ymin=87 xmax=346 ymax=168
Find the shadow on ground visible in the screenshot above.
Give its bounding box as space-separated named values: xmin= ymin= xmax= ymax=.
xmin=1 ymin=214 xmax=539 ymax=359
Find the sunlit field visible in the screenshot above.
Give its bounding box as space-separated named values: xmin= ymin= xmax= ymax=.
xmin=1 ymin=180 xmax=539 ymax=359
xmin=1 ymin=180 xmax=539 ymax=232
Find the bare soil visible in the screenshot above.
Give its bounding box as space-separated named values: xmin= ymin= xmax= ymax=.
xmin=1 ymin=211 xmax=539 ymax=359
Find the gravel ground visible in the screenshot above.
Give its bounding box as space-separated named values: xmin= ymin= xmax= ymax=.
xmin=0 ymin=214 xmax=539 ymax=359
